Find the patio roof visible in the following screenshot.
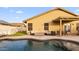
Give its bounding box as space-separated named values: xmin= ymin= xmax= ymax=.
xmin=52 ymin=17 xmax=79 ymax=23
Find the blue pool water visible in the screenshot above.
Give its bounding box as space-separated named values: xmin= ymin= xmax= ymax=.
xmin=0 ymin=39 xmax=77 ymax=51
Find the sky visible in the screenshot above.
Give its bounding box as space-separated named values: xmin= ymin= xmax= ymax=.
xmin=0 ymin=7 xmax=79 ymax=23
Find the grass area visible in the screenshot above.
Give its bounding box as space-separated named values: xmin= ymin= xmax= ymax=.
xmin=12 ymin=31 xmax=27 ymax=36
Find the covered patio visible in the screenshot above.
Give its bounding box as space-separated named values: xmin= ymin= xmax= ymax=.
xmin=52 ymin=17 xmax=79 ymax=36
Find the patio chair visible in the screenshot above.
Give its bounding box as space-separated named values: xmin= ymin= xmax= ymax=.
xmin=51 ymin=31 xmax=56 ymax=35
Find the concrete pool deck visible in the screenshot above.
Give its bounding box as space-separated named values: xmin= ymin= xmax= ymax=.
xmin=0 ymin=35 xmax=79 ymax=42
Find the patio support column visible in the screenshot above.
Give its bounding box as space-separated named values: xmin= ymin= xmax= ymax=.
xmin=59 ymin=19 xmax=62 ymax=36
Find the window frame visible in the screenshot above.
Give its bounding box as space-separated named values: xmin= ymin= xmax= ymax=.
xmin=28 ymin=23 xmax=33 ymax=31
xmin=44 ymin=23 xmax=49 ymax=30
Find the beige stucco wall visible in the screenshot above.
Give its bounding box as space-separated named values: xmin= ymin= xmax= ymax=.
xmin=0 ymin=24 xmax=19 ymax=35
xmin=26 ymin=9 xmax=78 ymax=34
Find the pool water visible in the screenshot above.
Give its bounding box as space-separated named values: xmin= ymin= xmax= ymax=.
xmin=0 ymin=40 xmax=78 ymax=51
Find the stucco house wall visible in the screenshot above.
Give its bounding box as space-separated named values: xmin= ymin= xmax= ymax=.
xmin=24 ymin=8 xmax=79 ymax=35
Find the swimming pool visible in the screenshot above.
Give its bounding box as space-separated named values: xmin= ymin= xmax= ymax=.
xmin=0 ymin=39 xmax=78 ymax=51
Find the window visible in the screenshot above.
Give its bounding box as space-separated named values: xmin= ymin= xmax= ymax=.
xmin=44 ymin=23 xmax=49 ymax=30
xmin=28 ymin=23 xmax=33 ymax=31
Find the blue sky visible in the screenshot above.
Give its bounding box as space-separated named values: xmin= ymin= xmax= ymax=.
xmin=0 ymin=7 xmax=79 ymax=23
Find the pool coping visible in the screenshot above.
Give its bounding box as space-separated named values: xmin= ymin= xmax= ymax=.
xmin=0 ymin=35 xmax=79 ymax=45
